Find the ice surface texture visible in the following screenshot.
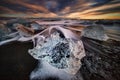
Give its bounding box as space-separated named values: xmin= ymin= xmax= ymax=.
xmin=82 ymin=25 xmax=109 ymax=41
xmin=29 ymin=32 xmax=85 ymax=75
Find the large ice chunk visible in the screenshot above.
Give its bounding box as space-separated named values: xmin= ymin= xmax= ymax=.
xmin=82 ymin=25 xmax=109 ymax=41
xmin=29 ymin=32 xmax=85 ymax=75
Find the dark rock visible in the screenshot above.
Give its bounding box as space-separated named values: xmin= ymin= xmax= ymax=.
xmin=80 ymin=37 xmax=120 ymax=80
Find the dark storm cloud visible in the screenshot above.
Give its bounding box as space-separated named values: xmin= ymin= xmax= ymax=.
xmin=108 ymin=0 xmax=120 ymax=5
xmin=0 ymin=0 xmax=115 ymax=13
xmin=0 ymin=0 xmax=120 ymax=19
xmin=57 ymin=0 xmax=113 ymax=15
xmin=63 ymin=0 xmax=120 ymax=15
xmin=0 ymin=6 xmax=16 ymax=14
xmin=0 ymin=0 xmax=77 ymax=13
xmin=0 ymin=0 xmax=50 ymax=13
xmin=71 ymin=1 xmax=120 ymax=16
xmin=89 ymin=0 xmax=112 ymax=7
xmin=56 ymin=0 xmax=77 ymax=10
xmin=91 ymin=6 xmax=120 ymax=15
xmin=0 ymin=0 xmax=28 ymax=13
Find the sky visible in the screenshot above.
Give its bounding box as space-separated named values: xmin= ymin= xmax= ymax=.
xmin=0 ymin=0 xmax=120 ymax=19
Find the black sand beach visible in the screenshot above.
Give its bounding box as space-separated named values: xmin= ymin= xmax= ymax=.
xmin=0 ymin=42 xmax=37 ymax=80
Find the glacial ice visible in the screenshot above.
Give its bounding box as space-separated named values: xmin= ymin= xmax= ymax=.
xmin=28 ymin=32 xmax=85 ymax=75
xmin=82 ymin=25 xmax=109 ymax=41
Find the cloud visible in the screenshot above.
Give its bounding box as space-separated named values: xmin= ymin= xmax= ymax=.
xmin=0 ymin=6 xmax=16 ymax=14
xmin=2 ymin=0 xmax=50 ymax=13
xmin=0 ymin=0 xmax=120 ymax=19
xmin=63 ymin=0 xmax=120 ymax=19
xmin=0 ymin=12 xmax=58 ymax=18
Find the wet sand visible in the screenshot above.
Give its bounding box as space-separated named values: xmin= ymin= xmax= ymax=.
xmin=0 ymin=42 xmax=37 ymax=80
